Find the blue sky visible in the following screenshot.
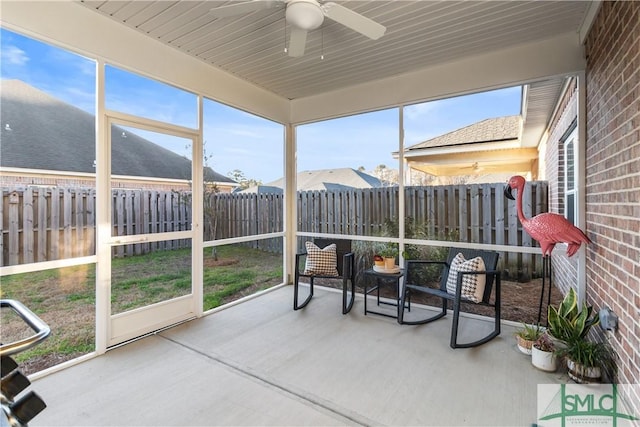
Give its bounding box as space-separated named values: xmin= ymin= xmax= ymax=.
xmin=1 ymin=28 xmax=521 ymax=183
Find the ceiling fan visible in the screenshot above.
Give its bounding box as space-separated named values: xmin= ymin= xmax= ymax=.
xmin=209 ymin=0 xmax=386 ymax=57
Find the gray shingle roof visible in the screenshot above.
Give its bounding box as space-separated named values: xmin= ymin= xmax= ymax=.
xmin=253 ymin=168 xmax=383 ymax=192
xmin=406 ymin=115 xmax=521 ymax=151
xmin=1 ymin=79 xmax=234 ymax=183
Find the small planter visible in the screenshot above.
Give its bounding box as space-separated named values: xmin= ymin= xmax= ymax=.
xmin=566 ymin=359 xmax=602 ymax=384
xmin=516 ymin=335 xmax=534 ymax=355
xmin=532 ymin=346 xmax=557 ymax=372
xmin=514 ymin=323 xmax=543 ymax=356
xmin=384 ymin=257 xmax=395 ymax=269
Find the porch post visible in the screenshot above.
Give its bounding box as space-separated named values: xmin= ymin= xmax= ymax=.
xmin=283 ymin=124 xmax=297 ymax=285
xmin=192 ymin=96 xmax=204 ymax=317
xmin=95 ymin=59 xmax=109 ymax=355
xmin=398 ymin=107 xmax=406 ymax=263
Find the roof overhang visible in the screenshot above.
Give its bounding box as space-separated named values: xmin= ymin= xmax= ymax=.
xmin=404 ymin=146 xmax=539 ymax=177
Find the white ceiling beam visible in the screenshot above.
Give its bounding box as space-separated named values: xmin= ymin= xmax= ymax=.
xmin=290 ymin=31 xmax=585 ymax=124
xmin=0 ymin=1 xmax=290 ymax=124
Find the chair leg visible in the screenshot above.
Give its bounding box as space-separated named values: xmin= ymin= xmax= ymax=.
xmin=450 ymin=296 xmax=462 ymax=349
xmin=294 ymin=276 xmax=314 ymax=311
xmin=342 ymin=277 xmax=355 ymax=314
xmin=398 ymin=282 xmax=407 ymax=323
xmin=398 ymin=286 xmax=447 ymax=325
xmin=450 ymin=274 xmax=501 ymax=348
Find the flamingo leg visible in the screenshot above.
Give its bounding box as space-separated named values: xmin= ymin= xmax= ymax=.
xmin=537 ymin=256 xmax=552 ymax=325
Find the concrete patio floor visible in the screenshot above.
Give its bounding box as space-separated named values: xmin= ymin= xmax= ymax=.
xmin=31 ymin=286 xmax=567 ymax=426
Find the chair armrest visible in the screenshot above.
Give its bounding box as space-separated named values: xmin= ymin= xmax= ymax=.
xmin=406 ymin=259 xmax=448 ymax=267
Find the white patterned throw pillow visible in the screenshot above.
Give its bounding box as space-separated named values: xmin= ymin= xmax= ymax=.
xmin=445 ymin=252 xmax=486 ymax=303
xmin=303 ymin=242 xmax=339 ymax=276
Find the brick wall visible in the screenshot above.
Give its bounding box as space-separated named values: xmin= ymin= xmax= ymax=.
xmin=584 ymin=0 xmax=640 ymax=413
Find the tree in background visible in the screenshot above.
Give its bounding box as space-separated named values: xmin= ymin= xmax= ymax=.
xmin=372 ymin=164 xmax=399 ymax=186
xmin=227 ymin=169 xmax=263 ymax=190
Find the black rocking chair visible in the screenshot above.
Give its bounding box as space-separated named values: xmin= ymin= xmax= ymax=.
xmin=293 ymin=239 xmax=355 ymax=314
xmin=398 ymin=247 xmax=501 ymax=348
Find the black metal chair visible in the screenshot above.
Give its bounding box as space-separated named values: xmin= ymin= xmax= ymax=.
xmin=293 ymin=239 xmax=355 ymax=314
xmin=398 ymin=247 xmax=501 ymax=348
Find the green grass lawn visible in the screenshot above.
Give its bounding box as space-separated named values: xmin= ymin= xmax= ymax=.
xmin=0 ymin=244 xmax=282 ymax=374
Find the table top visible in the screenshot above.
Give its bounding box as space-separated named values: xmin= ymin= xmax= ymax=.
xmin=364 ymin=267 xmax=404 ymax=277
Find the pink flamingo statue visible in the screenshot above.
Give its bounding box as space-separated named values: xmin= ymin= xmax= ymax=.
xmin=504 ymin=175 xmax=591 ymax=323
xmin=504 ymin=175 xmax=591 ymax=257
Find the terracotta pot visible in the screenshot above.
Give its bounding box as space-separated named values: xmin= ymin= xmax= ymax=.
xmin=567 ymin=359 xmax=602 ymax=383
xmin=516 ymin=336 xmax=534 ymax=355
xmin=532 ymin=346 xmax=557 ymax=372
xmin=384 ymin=257 xmax=395 ymax=269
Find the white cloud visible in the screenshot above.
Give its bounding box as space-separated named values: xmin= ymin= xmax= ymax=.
xmin=1 ymin=45 xmax=29 ymax=66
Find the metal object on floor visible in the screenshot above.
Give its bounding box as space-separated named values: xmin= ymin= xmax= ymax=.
xmin=363 ymin=268 xmax=409 ymax=322
xmin=1 ymin=299 xmax=50 ymax=426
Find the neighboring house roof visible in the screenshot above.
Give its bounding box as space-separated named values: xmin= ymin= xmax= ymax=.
xmin=0 ymin=79 xmax=234 ymax=184
xmin=406 ymin=115 xmax=521 ymax=151
xmin=240 ymin=185 xmax=283 ymax=194
xmin=400 ymin=115 xmax=536 ymax=178
xmin=242 ymin=168 xmax=383 ymax=193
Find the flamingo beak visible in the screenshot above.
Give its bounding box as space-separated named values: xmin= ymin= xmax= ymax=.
xmin=504 ymin=184 xmax=515 ymax=200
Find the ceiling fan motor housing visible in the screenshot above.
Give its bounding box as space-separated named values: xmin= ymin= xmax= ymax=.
xmin=286 ymin=0 xmax=324 ymax=30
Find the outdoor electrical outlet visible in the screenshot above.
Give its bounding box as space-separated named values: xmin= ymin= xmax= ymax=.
xmin=599 ymin=307 xmax=618 ymax=332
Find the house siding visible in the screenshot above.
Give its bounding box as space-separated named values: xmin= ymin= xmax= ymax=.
xmin=585 ymin=0 xmax=640 ymax=413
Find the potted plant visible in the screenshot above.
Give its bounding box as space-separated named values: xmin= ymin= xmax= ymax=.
xmin=373 ymin=254 xmax=385 ymax=268
xmin=547 ymin=288 xmax=600 ymax=344
xmin=515 ymin=323 xmax=543 ymax=355
xmin=531 ymin=334 xmax=557 ymax=372
xmin=378 ymin=242 xmax=398 ymax=269
xmin=557 ymin=338 xmax=616 ymax=384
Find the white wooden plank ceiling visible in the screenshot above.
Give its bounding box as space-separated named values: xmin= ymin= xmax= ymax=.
xmin=78 ymin=1 xmax=591 ymax=101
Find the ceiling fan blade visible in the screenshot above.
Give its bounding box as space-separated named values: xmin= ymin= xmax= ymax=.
xmin=321 ymin=2 xmax=386 ymax=40
xmin=209 ymin=1 xmax=284 ymax=18
xmin=288 ymin=27 xmax=307 ymax=57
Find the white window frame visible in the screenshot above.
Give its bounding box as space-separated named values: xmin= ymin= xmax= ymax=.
xmin=563 ymin=126 xmax=578 ymax=226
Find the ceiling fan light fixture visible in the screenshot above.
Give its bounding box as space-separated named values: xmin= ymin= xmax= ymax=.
xmin=286 ymin=0 xmax=324 ymax=31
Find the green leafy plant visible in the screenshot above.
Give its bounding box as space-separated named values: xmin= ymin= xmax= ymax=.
xmin=547 ymin=288 xmax=599 ymax=343
xmin=558 ymin=339 xmax=615 ymax=370
xmin=378 ymin=242 xmax=398 ymax=258
xmin=516 ymin=323 xmax=543 ymax=341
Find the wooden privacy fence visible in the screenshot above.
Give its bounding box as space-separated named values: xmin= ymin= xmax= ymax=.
xmin=1 ymin=188 xmax=190 ymax=266
xmin=2 ymin=182 xmax=547 ymax=274
xmin=208 ymin=192 xmax=283 ymax=253
xmin=297 ymin=182 xmax=548 ymax=275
